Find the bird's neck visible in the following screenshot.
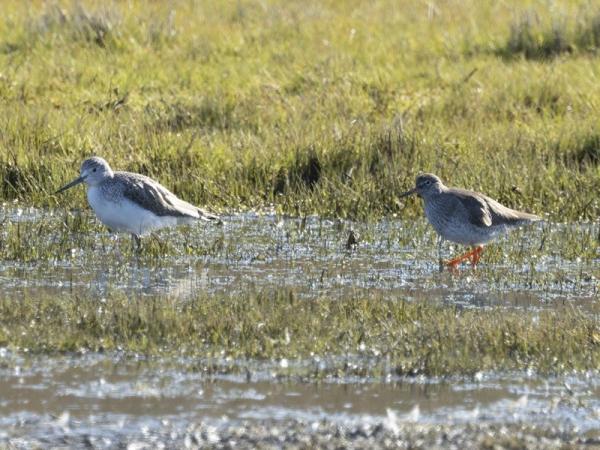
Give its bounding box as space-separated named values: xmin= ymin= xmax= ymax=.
xmin=431 ymin=184 xmax=445 ymax=195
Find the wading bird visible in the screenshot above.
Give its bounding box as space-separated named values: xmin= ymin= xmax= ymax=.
xmin=55 ymin=156 xmax=219 ymax=247
xmin=400 ymin=173 xmax=540 ymax=269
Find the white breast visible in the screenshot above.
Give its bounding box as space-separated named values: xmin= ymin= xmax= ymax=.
xmin=87 ymin=186 xmax=180 ymax=236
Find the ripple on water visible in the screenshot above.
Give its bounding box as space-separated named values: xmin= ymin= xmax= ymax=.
xmin=0 ymin=211 xmax=597 ymax=311
xmin=0 ymin=351 xmax=598 ymax=444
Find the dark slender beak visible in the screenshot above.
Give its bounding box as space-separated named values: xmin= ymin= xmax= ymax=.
xmin=55 ymin=175 xmax=85 ymax=194
xmin=399 ymin=187 xmax=417 ymax=198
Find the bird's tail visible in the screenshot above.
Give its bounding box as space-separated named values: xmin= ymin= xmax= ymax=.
xmin=510 ymin=210 xmax=542 ymax=224
xmin=198 ymin=208 xmax=222 ymax=224
xmin=518 ymin=211 xmax=542 ymax=222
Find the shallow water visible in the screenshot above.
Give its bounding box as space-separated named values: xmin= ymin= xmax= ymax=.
xmin=0 ymin=209 xmax=598 ymax=309
xmin=1 ymin=351 xmax=599 ymax=445
xmin=0 ymin=208 xmax=598 ymax=445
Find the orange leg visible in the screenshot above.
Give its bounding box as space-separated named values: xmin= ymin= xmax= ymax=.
xmin=445 ymin=245 xmax=484 ymax=269
xmin=469 ymin=245 xmax=484 ymax=266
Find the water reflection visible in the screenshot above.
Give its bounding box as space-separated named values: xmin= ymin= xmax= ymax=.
xmin=0 ymin=352 xmax=598 ymax=442
xmin=0 ymin=211 xmax=597 ymax=309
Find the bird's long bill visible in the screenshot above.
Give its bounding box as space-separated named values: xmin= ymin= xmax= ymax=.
xmin=399 ymin=187 xmax=417 ymax=198
xmin=55 ymin=176 xmax=85 ymax=194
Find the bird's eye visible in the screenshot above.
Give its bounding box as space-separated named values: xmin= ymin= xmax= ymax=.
xmin=425 ymin=180 xmax=430 ymax=185
xmin=93 ymin=168 xmax=97 ymax=172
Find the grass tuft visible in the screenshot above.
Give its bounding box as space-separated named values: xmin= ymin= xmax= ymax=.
xmin=502 ymin=14 xmax=572 ymax=60
xmin=29 ymin=4 xmax=120 ymax=49
xmin=572 ymin=134 xmax=600 ymax=168
xmin=500 ymin=9 xmax=600 ymax=60
xmin=0 ymin=290 xmax=597 ymax=377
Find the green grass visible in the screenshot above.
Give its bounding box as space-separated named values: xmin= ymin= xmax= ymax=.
xmin=499 ymin=8 xmax=600 ymax=60
xmin=0 ymin=290 xmax=597 ymax=378
xmin=0 ymin=0 xmax=598 ymax=220
xmin=0 ymin=0 xmax=597 ymax=395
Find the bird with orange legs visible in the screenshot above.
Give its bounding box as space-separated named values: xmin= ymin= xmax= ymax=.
xmin=400 ymin=174 xmax=541 ymax=270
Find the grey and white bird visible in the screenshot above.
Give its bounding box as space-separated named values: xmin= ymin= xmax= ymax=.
xmin=400 ymin=173 xmax=541 ymax=268
xmin=55 ymin=156 xmax=219 ymax=246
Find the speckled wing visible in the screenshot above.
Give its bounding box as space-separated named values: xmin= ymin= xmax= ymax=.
xmin=448 ymin=188 xmax=493 ymax=228
xmin=452 ymin=187 xmax=540 ymax=227
xmin=117 ymin=172 xmax=201 ymax=219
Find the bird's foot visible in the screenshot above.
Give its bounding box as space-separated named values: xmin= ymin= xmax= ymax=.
xmin=444 ymin=257 xmax=462 ymax=271
xmin=444 ymin=246 xmax=484 ymax=270
xmin=444 ymin=252 xmax=471 ymax=269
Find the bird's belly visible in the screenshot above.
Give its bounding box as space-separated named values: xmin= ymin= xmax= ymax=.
xmin=87 ymin=188 xmax=179 ymax=236
xmin=436 ymin=223 xmax=497 ymax=245
xmin=425 ymin=209 xmax=505 ymax=246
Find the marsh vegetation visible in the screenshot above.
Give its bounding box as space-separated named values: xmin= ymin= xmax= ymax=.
xmin=0 ymin=1 xmax=598 ymax=220
xmin=0 ymin=0 xmax=598 ymax=447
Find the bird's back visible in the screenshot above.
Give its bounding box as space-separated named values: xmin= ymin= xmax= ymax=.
xmin=113 ymin=171 xmax=220 ymax=221
xmin=442 ymin=188 xmax=540 ymax=227
xmin=111 ymin=171 xmax=189 ymax=217
xmin=423 ymin=188 xmax=540 ymax=245
xmin=97 ymin=171 xmax=219 ymax=223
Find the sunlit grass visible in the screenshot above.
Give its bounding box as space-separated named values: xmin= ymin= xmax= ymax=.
xmin=0 ymin=289 xmax=597 ymax=378
xmin=0 ymin=0 xmax=598 ymax=220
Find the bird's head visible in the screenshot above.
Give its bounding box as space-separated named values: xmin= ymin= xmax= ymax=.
xmin=400 ymin=173 xmax=444 ymax=199
xmin=55 ymin=156 xmax=113 ymax=193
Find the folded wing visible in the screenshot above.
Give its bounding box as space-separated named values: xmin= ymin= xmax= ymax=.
xmin=118 ymin=172 xmax=219 ymax=221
